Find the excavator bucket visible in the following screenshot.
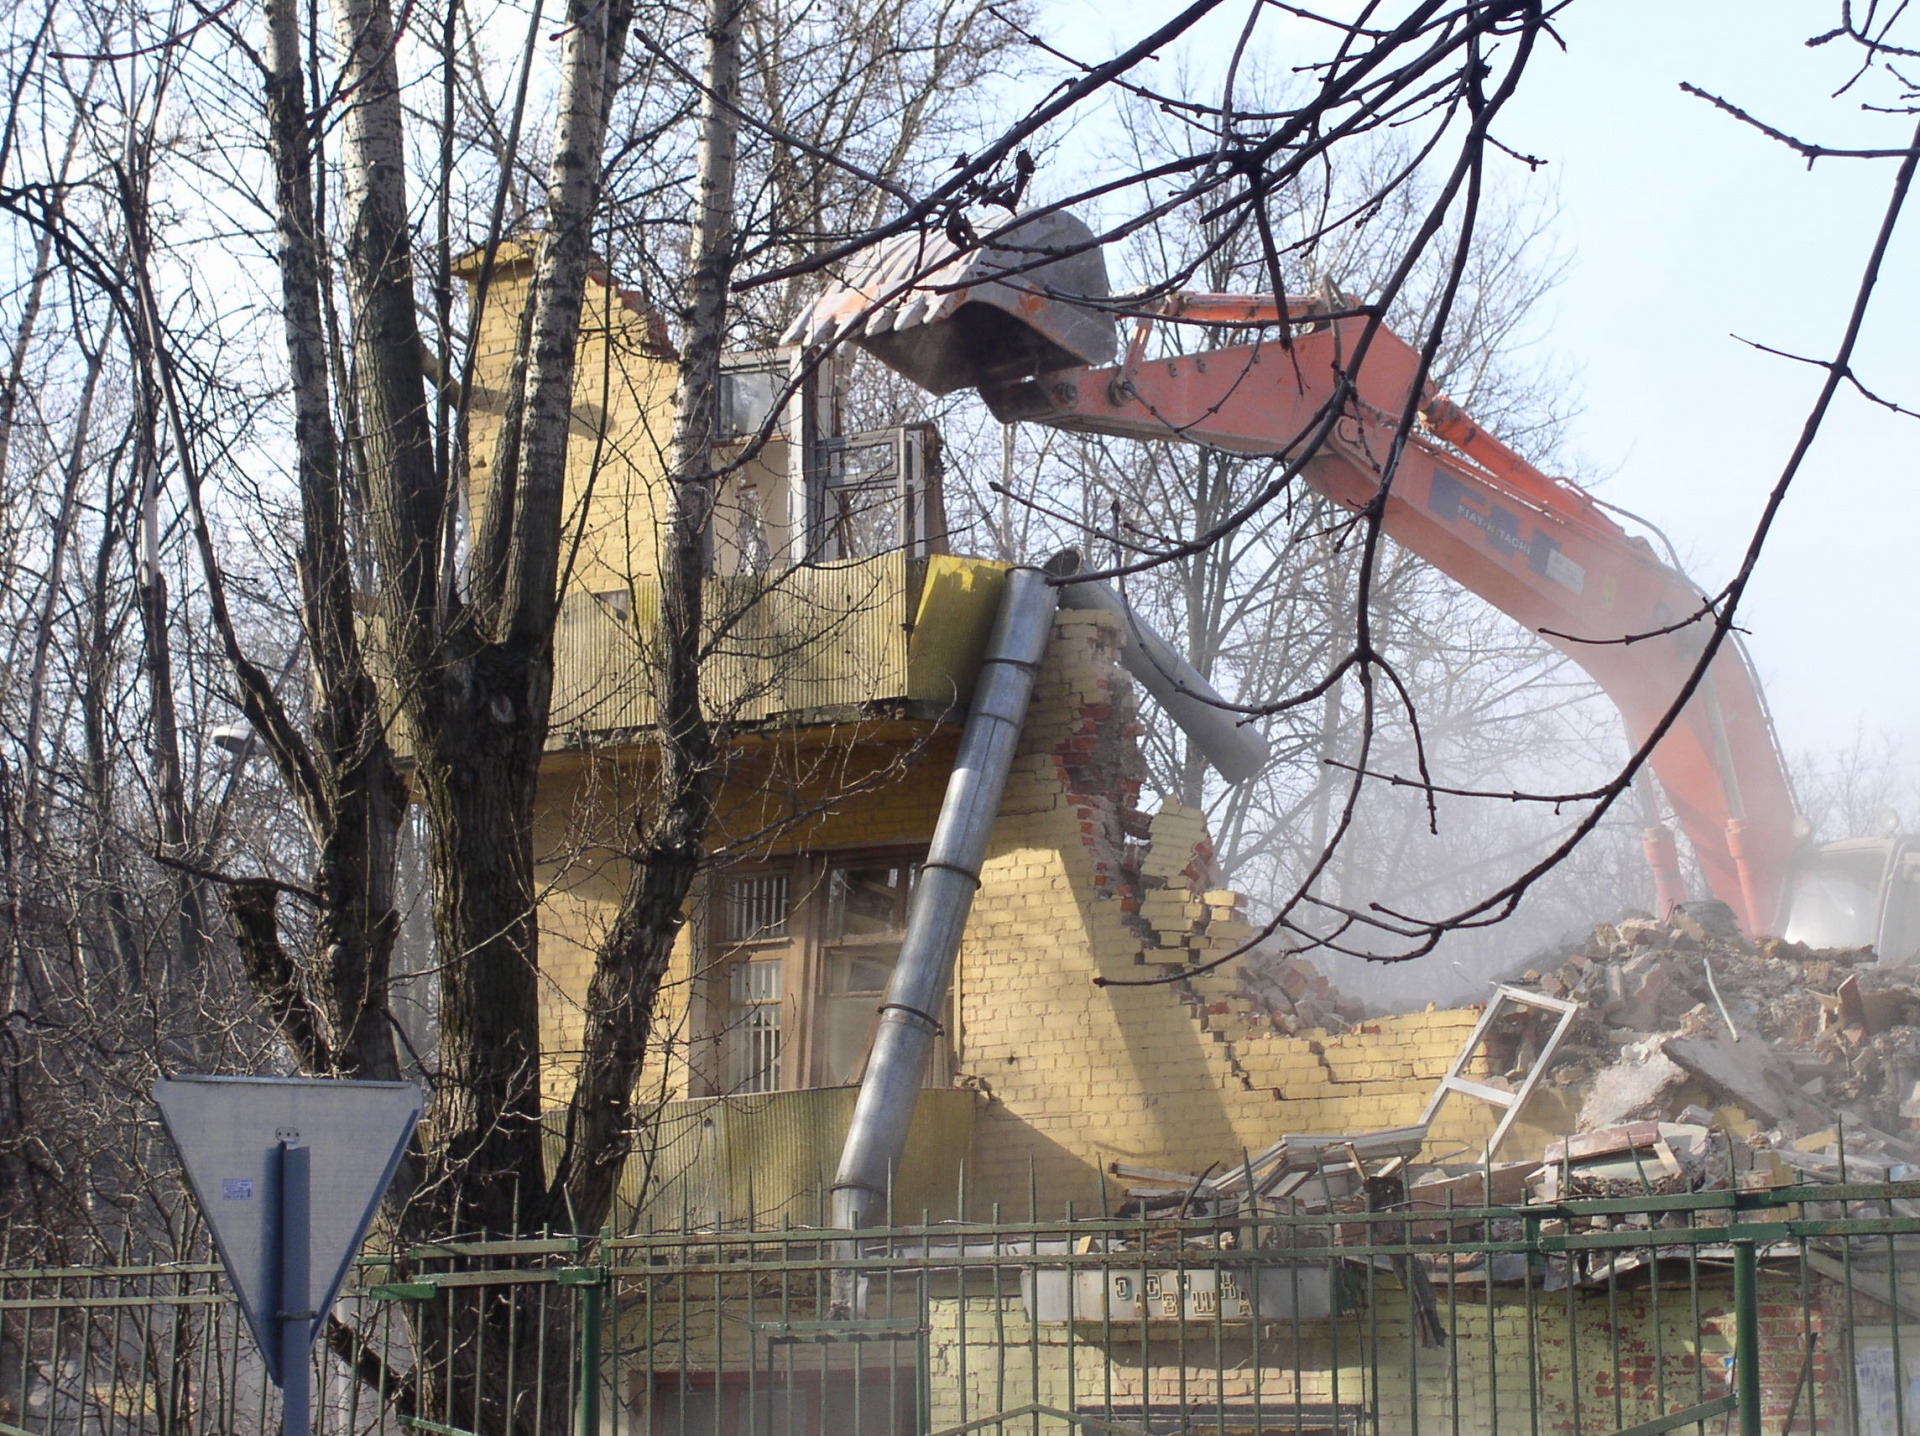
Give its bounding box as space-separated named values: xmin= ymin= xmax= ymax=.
xmin=782 ymin=210 xmax=1117 ymax=395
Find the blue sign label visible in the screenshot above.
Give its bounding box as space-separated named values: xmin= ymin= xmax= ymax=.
xmin=222 ymin=1178 xmax=254 ymax=1200
xmin=1428 ymin=467 xmax=1585 ymax=594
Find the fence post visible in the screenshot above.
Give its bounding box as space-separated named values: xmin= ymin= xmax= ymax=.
xmin=576 ymin=1238 xmax=606 ymax=1436
xmin=1733 ymin=1237 xmax=1762 ymax=1436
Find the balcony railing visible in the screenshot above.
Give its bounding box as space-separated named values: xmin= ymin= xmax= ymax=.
xmin=545 ymin=552 xmax=1014 ymax=744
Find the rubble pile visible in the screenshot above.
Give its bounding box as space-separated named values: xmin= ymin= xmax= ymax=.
xmin=1103 ymin=907 xmax=1920 ymax=1315
xmin=1238 ymin=950 xmax=1366 ymax=1034
xmin=1507 ymin=901 xmax=1920 ymax=1178
xmin=1134 ymin=905 xmax=1920 ymax=1225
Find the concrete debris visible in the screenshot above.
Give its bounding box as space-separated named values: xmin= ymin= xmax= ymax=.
xmin=1084 ymin=907 xmax=1918 ymax=1304
xmin=1575 ymin=1043 xmax=1686 ymax=1131
xmin=1507 ymin=901 xmax=1920 ymax=1179
xmin=1531 ymin=1122 xmax=1728 ymax=1201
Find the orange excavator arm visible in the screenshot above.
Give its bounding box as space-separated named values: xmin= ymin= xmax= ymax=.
xmin=976 ymin=312 xmax=1800 ymax=934
xmin=786 ymin=212 xmax=1804 ymax=935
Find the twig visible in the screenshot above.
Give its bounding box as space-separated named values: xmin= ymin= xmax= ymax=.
xmin=149 ymin=849 xmax=320 ymax=906
xmin=1679 ymin=82 xmax=1915 ymax=164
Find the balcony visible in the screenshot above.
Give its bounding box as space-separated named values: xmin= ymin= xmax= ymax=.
xmin=545 ymin=551 xmax=1013 ymax=746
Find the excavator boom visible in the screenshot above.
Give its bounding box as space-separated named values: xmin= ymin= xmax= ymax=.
xmin=787 ymin=215 xmax=1803 ymax=934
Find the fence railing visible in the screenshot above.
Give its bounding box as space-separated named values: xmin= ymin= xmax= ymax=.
xmin=7 ymin=1178 xmax=1920 ymax=1436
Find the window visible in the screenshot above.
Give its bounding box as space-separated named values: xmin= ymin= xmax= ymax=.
xmin=725 ymin=871 xmax=789 ymax=943
xmin=1784 ymin=849 xmax=1886 ymax=951
xmin=715 ymin=871 xmax=793 ymax=1094
xmin=590 ymin=588 xmax=631 ymax=623
xmin=718 ymin=363 xmax=786 ymax=441
xmin=809 ymin=428 xmax=942 ymax=561
xmin=1883 ymin=856 xmax=1920 ymax=965
xmin=649 ymin=1374 xmax=911 ymax=1435
xmin=704 ymin=853 xmax=944 ymax=1096
xmin=728 ymin=958 xmax=783 ymax=1093
xmin=817 ymin=862 xmax=918 ymax=1087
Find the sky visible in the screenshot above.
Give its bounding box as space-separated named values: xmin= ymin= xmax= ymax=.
xmin=1041 ymin=1 xmax=1920 ymax=786
xmin=1498 ymin=4 xmax=1920 ymax=776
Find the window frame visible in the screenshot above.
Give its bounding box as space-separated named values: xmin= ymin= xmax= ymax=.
xmin=700 ymin=846 xmax=944 ymax=1097
xmin=702 ymin=862 xmax=809 ymax=1097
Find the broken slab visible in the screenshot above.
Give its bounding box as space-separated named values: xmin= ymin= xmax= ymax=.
xmin=1577 ymin=1043 xmax=1687 ymax=1130
xmin=1664 ymin=1034 xmax=1807 ymax=1127
xmin=1409 ymin=1161 xmax=1534 ymax=1210
xmin=1543 ymin=1121 xmax=1664 ymax=1165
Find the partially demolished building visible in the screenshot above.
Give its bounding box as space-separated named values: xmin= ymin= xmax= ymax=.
xmin=459 ymin=250 xmax=1915 ymax=1436
xmin=455 ymin=246 xmax=1532 ymax=1215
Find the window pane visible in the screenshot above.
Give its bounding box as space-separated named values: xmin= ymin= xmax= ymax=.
xmin=753 ymin=1388 xmax=811 ymax=1436
xmin=818 ymin=993 xmax=880 ymax=1086
xmin=824 ymin=481 xmax=902 ymax=560
xmin=822 ymin=1375 xmax=913 ymax=1435
xmin=719 ymin=365 xmax=784 ymax=440
xmin=647 ymin=1390 xmax=718 ymax=1435
xmin=817 ymin=433 xmax=907 ymax=561
xmin=724 ymin=872 xmax=788 ymax=943
xmin=828 ymin=950 xmax=897 ymax=995
xmin=728 ymin=958 xmax=782 ymax=1093
xmin=826 ymin=864 xmax=914 ymax=941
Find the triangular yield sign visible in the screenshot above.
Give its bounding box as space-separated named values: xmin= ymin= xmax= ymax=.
xmin=153 ymin=1076 xmax=421 ymax=1383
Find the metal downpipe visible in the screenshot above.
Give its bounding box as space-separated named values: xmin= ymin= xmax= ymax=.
xmin=829 ymin=564 xmax=1058 ymax=1235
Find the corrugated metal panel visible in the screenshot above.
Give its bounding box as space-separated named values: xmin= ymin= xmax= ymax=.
xmin=624 ymin=1086 xmax=976 ymax=1227
xmin=551 ymin=591 xmax=654 ymax=732
xmin=762 ymin=554 xmax=909 ymax=715
xmin=547 ymin=552 xmax=912 ymax=737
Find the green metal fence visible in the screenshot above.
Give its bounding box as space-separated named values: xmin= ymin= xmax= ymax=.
xmin=8 ymin=1177 xmax=1920 ymax=1436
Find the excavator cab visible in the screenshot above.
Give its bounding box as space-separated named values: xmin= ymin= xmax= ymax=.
xmin=1783 ymin=835 xmax=1920 ymax=964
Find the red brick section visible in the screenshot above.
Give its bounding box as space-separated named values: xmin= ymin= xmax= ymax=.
xmin=1515 ymin=1272 xmax=1881 ymax=1436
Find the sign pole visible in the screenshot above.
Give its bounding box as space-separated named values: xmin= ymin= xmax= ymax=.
xmin=279 ymin=1139 xmax=312 ymax=1436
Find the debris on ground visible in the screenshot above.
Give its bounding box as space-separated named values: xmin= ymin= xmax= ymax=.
xmin=1503 ymin=899 xmax=1920 ymax=1177
xmin=1119 ymin=905 xmax=1920 ymax=1251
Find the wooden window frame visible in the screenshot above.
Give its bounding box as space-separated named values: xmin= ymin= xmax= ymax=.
xmin=700 ymin=862 xmax=809 ymax=1098
xmin=700 ymin=846 xmax=943 ymax=1097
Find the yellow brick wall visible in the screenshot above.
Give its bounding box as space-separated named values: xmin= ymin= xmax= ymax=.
xmin=529 ymin=605 xmax=1551 ymax=1213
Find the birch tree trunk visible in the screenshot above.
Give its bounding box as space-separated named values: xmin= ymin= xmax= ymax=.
xmin=254 ymin=0 xmax=410 ymax=1087
xmin=552 ymin=0 xmax=740 ymax=1234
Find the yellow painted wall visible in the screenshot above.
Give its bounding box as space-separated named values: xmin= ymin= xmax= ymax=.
xmin=462 ymin=247 xmax=679 ymax=595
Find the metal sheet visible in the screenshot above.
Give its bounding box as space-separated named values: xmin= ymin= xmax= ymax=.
xmin=545 ymin=552 xmax=912 ymax=736
xmin=151 ymin=1076 xmax=421 ymax=1380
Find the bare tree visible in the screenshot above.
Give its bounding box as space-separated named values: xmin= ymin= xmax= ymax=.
xmin=0 ymin=4 xmax=1911 ymax=1421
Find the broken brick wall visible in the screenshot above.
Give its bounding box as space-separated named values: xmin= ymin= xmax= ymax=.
xmin=954 ymin=608 xmax=1537 ymax=1209
xmin=532 ymin=605 xmax=1543 ymax=1215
